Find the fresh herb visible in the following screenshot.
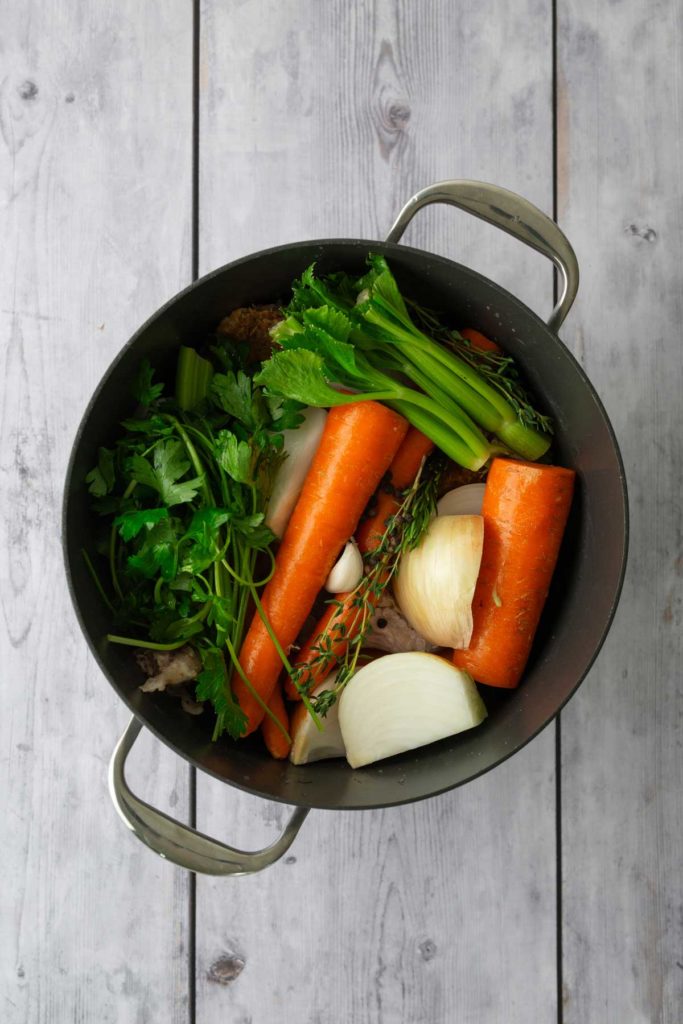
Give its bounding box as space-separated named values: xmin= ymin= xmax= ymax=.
xmin=85 ymin=343 xmax=294 ymax=742
xmin=257 ymin=255 xmax=552 ymax=467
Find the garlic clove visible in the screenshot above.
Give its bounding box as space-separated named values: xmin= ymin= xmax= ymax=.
xmin=437 ymin=483 xmax=486 ymax=517
xmin=338 ymin=652 xmax=487 ymax=769
xmin=393 ymin=515 xmax=484 ymax=649
xmin=325 ymin=539 xmax=363 ymax=593
xmin=289 ymin=676 xmax=346 ymax=765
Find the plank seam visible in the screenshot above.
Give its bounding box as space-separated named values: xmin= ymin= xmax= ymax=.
xmin=552 ymin=2 xmax=564 ymax=1021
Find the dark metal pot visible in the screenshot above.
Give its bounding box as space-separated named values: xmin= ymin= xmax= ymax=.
xmin=62 ymin=182 xmax=628 ymax=874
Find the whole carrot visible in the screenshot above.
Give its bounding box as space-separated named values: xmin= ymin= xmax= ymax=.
xmin=452 ymin=457 xmax=575 ymax=688
xmin=261 ymin=682 xmax=291 ymax=760
xmin=285 ymin=427 xmax=434 ymax=700
xmin=232 ymin=401 xmax=408 ymax=733
xmin=460 ymin=328 xmax=502 ymax=354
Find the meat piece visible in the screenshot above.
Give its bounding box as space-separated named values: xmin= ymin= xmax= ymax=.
xmin=216 ymin=305 xmax=282 ymax=363
xmin=137 ymin=645 xmax=202 ymax=693
xmin=364 ymin=591 xmax=436 ymax=654
xmin=438 ymin=460 xmax=487 ymax=497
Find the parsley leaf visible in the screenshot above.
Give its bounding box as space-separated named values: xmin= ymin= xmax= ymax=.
xmin=132 ymin=359 xmax=164 ymax=406
xmin=195 ymin=647 xmax=247 ymax=740
xmin=85 ymin=447 xmax=115 ymax=497
xmin=211 ymin=370 xmax=255 ymax=425
xmin=114 ymin=507 xmax=169 ymax=541
xmin=128 ymin=439 xmax=202 ymax=507
xmin=214 ymin=431 xmax=252 ymax=483
xmin=181 ymin=508 xmax=230 ymax=572
xmin=267 ymin=395 xmax=305 ymax=432
xmin=126 ymin=518 xmax=177 ymax=579
xmin=255 ymin=349 xmax=360 ymax=408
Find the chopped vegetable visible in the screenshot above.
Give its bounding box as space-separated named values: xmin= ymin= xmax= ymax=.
xmin=394 ymin=515 xmax=484 ymax=648
xmin=453 ymin=458 xmax=575 ymax=688
xmin=338 ymin=653 xmax=488 ymax=769
xmin=230 ymin=401 xmax=409 ymax=734
xmin=266 ymin=406 xmax=327 ymax=538
xmin=289 ymin=676 xmax=346 ymax=765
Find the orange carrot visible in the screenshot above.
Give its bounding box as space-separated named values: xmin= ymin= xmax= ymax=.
xmin=285 ymin=427 xmax=433 ymax=700
xmin=232 ymin=401 xmax=408 ymax=733
xmin=452 ymin=457 xmax=575 ymax=688
xmin=461 ymin=327 xmax=502 ymax=354
xmin=356 ymin=427 xmax=435 ymax=553
xmin=261 ymin=682 xmax=291 ymax=759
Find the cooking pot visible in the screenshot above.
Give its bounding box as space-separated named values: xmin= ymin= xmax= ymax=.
xmin=62 ymin=181 xmax=628 ymax=875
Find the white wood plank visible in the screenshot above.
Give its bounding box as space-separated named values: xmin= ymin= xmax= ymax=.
xmin=0 ymin=4 xmax=193 ymax=1022
xmin=557 ymin=2 xmax=683 ymax=1021
xmin=196 ymin=3 xmax=558 ymax=1022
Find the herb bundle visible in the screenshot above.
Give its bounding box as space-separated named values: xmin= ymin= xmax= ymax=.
xmin=256 ymin=254 xmax=553 ymax=470
xmin=85 ymin=342 xmax=304 ymax=741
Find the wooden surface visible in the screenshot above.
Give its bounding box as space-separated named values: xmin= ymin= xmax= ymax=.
xmin=0 ymin=2 xmax=679 ymax=1022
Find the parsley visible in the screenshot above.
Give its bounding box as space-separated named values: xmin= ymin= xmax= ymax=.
xmin=84 ymin=338 xmax=297 ymax=742
xmin=132 ymin=359 xmax=164 ymax=407
xmin=195 ymin=648 xmax=247 ymax=741
xmin=85 ymin=447 xmax=115 ymax=497
xmin=128 ymin=439 xmax=203 ymax=507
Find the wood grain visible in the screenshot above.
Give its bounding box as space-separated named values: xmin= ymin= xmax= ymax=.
xmin=557 ymin=1 xmax=683 ymax=1021
xmin=196 ymin=2 xmax=557 ymax=1022
xmin=0 ymin=4 xmax=193 ymax=1022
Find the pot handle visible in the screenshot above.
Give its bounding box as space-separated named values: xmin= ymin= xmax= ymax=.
xmin=385 ymin=180 xmax=579 ymax=332
xmin=109 ymin=717 xmax=309 ymax=875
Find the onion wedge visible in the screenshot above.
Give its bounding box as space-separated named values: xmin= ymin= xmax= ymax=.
xmin=289 ymin=676 xmax=345 ymax=765
xmin=394 ymin=515 xmax=484 ymax=649
xmin=339 ymin=652 xmax=487 ymax=769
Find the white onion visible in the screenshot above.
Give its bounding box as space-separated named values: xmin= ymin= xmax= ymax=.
xmin=266 ymin=407 xmax=327 ymax=539
xmin=325 ymin=539 xmax=363 ymax=593
xmin=338 ymin=652 xmax=487 ymax=769
xmin=437 ymin=483 xmax=486 ymax=517
xmin=394 ymin=515 xmax=484 ymax=648
xmin=289 ymin=676 xmax=345 ymax=765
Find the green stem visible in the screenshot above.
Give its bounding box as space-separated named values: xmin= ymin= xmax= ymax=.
xmin=81 ymin=548 xmax=116 ymax=613
xmin=175 ymin=346 xmax=214 ymax=411
xmin=106 ymin=634 xmax=189 ymax=651
xmin=109 ymin=480 xmax=137 ymax=600
xmin=165 ymin=416 xmax=215 ymax=505
xmin=365 ymin=308 xmax=551 ymax=459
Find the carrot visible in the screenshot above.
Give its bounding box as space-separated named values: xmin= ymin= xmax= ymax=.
xmin=460 ymin=328 xmax=502 ymax=354
xmin=232 ymin=401 xmax=408 ymax=733
xmin=261 ymin=682 xmax=291 ymax=759
xmin=285 ymin=427 xmax=433 ymax=700
xmin=452 ymin=457 xmax=575 ymax=688
xmin=356 ymin=427 xmax=435 ymax=553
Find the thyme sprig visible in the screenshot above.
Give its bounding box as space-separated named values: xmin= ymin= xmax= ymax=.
xmin=407 ymin=301 xmax=554 ymax=436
